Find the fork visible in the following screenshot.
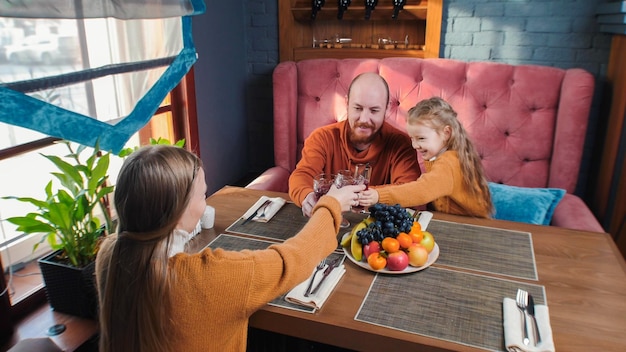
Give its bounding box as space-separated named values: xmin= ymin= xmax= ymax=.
xmin=516 ymin=289 xmax=530 ymax=346
xmin=304 ymin=259 xmax=326 ymax=297
xmin=310 ymin=257 xmax=341 ymax=295
xmin=256 ymin=200 xmax=272 ymax=220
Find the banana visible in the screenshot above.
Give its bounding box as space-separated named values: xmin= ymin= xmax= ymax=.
xmin=351 ymin=228 xmax=363 ymax=261
xmin=343 ymin=220 xmax=366 ymax=247
xmin=340 ymin=232 xmax=353 ymax=247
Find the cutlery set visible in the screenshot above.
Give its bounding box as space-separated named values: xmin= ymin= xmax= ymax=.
xmin=516 ymin=288 xmax=541 ymax=346
xmin=241 ymin=199 xmax=272 ymax=225
xmin=304 ymin=257 xmax=342 ymax=296
xmin=304 ymin=259 xmax=326 ymax=297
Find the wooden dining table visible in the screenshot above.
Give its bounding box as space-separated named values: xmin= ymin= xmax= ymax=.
xmin=192 ymin=186 xmax=626 ymax=352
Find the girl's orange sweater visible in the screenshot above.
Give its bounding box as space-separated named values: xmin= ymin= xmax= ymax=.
xmin=375 ymin=150 xmax=491 ymax=218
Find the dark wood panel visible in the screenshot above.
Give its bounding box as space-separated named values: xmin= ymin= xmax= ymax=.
xmin=593 ymin=34 xmax=626 ymax=257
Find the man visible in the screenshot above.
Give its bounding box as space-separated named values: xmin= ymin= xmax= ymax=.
xmin=289 ymin=72 xmax=422 ymax=217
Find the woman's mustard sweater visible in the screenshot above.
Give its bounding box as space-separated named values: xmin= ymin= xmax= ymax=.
xmin=98 ymin=196 xmax=342 ymax=351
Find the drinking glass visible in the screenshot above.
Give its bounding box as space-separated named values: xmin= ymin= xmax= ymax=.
xmin=353 ymin=163 xmax=371 ymax=189
xmin=334 ymin=170 xmax=356 ymax=228
xmin=313 ymin=173 xmax=333 ymax=200
xmin=352 ymin=163 xmax=371 ymax=213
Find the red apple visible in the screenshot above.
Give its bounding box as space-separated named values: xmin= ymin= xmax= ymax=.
xmin=407 ymin=243 xmax=429 ymax=267
xmin=386 ymin=251 xmax=409 ymax=271
xmin=363 ymin=241 xmax=381 ymax=259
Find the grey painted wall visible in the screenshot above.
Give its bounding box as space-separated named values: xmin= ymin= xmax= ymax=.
xmin=192 ymin=1 xmax=249 ymax=195
xmin=193 ymin=0 xmax=613 ymax=202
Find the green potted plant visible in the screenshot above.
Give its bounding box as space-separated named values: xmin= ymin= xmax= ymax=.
xmin=117 ymin=136 xmax=185 ymax=157
xmin=3 ymin=140 xmax=114 ymax=318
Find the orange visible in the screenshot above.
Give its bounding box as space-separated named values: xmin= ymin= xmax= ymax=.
xmin=408 ymin=221 xmax=422 ymax=237
xmin=367 ymin=253 xmax=387 ymax=270
xmin=381 ymin=237 xmax=400 ymax=253
xmin=409 ymin=230 xmax=423 ymax=244
xmin=408 ymin=221 xmax=423 ymax=243
xmin=396 ymin=232 xmax=413 ymax=249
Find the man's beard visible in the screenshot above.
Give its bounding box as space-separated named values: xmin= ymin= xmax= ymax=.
xmin=349 ymin=122 xmax=379 ymax=145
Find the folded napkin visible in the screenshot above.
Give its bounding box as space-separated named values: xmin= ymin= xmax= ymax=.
xmin=285 ymin=264 xmax=345 ymax=311
xmin=416 ymin=211 xmax=433 ymax=231
xmin=241 ymin=196 xmax=286 ymax=223
xmin=503 ymin=297 xmax=555 ymax=352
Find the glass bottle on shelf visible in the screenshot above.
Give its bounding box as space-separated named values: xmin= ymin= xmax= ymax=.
xmin=392 ymin=0 xmax=407 ymax=19
xmin=364 ymin=0 xmax=378 ymax=20
xmin=337 ymin=0 xmax=351 ymax=20
xmin=311 ymin=0 xmax=325 ymax=19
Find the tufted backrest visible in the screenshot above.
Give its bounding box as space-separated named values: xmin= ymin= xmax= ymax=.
xmin=272 ymin=57 xmax=594 ymax=193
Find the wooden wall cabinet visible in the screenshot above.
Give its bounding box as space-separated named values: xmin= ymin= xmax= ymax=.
xmin=278 ymin=0 xmax=442 ymax=62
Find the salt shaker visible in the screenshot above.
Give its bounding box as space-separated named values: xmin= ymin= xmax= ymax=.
xmin=201 ymin=205 xmax=215 ymax=229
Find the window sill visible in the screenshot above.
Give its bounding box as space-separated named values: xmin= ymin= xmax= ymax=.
xmin=4 ymin=258 xmax=45 ymax=307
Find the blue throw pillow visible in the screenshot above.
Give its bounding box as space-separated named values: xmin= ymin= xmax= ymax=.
xmin=488 ymin=182 xmax=566 ymax=226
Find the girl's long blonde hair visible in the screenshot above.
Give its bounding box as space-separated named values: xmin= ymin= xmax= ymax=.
xmin=408 ymin=97 xmax=493 ymax=213
xmin=96 ymin=145 xmax=201 ymax=352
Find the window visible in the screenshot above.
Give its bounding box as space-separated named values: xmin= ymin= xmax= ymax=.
xmin=0 ymin=16 xmax=198 ymax=313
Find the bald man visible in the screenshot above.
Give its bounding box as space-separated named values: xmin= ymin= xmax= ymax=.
xmin=289 ymin=73 xmax=422 ymax=217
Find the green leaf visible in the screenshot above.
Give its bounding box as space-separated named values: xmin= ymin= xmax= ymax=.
xmin=44 ymin=154 xmax=82 ymax=185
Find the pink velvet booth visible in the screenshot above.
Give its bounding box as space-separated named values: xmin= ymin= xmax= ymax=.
xmin=246 ymin=57 xmax=604 ymax=233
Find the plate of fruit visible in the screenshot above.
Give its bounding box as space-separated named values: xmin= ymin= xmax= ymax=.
xmin=340 ymin=204 xmax=439 ymax=274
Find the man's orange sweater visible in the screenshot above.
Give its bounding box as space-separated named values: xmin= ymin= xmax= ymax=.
xmin=376 ymin=151 xmax=491 ymax=218
xmin=289 ymin=120 xmax=421 ymax=206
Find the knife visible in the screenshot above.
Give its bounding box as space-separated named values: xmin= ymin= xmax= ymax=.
xmin=527 ymin=294 xmax=542 ymax=345
xmin=241 ymin=199 xmax=271 ymax=225
xmin=310 ymin=257 xmax=342 ymax=295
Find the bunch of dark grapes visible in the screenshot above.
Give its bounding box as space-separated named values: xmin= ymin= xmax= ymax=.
xmin=356 ymin=203 xmax=414 ymax=245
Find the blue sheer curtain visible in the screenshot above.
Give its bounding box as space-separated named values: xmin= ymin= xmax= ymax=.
xmin=0 ymin=0 xmax=206 ymax=153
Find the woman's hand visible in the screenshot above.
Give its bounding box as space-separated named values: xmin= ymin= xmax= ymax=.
xmin=325 ymin=184 xmax=366 ymax=212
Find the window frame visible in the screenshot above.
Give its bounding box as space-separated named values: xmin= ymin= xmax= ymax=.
xmin=0 ymin=68 xmax=199 ymax=320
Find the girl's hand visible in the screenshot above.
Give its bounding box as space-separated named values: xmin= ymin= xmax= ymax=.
xmin=301 ymin=192 xmax=317 ymax=217
xmin=325 ymin=184 xmax=366 ymax=212
xmin=358 ymin=189 xmax=379 ymax=207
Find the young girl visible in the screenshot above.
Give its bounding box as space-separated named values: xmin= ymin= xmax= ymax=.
xmin=358 ymin=97 xmax=493 ymax=218
xmin=95 ymin=145 xmax=364 ymax=352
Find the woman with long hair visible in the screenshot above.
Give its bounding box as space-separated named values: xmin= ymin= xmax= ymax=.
xmin=96 ymin=145 xmax=363 ymax=352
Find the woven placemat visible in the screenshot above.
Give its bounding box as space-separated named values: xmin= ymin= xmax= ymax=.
xmin=428 ymin=220 xmax=537 ymax=280
xmin=356 ymin=267 xmax=546 ymax=351
xmin=205 ymin=233 xmax=344 ymax=313
xmin=226 ymin=202 xmax=367 ymax=242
